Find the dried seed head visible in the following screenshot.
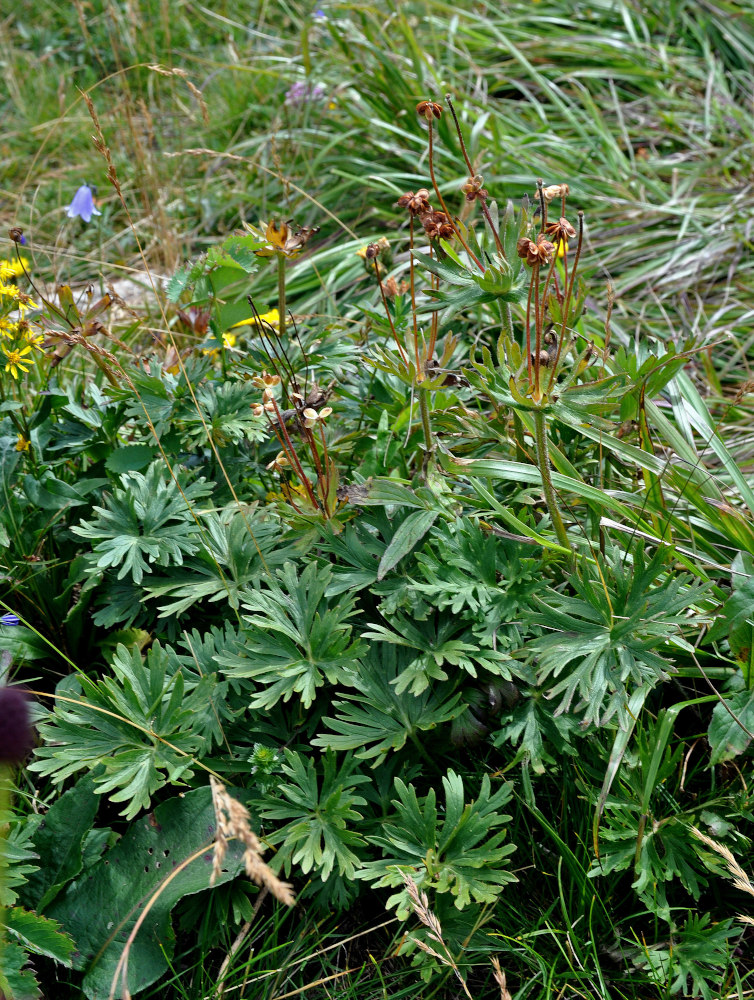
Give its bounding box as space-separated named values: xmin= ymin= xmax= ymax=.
xmin=516 ymin=235 xmax=555 ymax=267
xmin=396 ymin=189 xmax=432 ymax=216
xmin=0 ymin=687 xmax=33 ymax=764
xmin=416 ymin=100 xmax=443 ymax=122
xmin=252 ymin=372 xmax=281 ymax=389
xmin=422 ymin=211 xmax=454 ymax=241
xmin=210 ymin=777 xmax=295 ymax=906
xmin=545 ymin=216 xmax=577 ymax=243
xmin=461 ymin=174 xmax=488 ymax=202
xmin=8 ymin=228 xmax=25 ymax=245
xmin=266 ymin=450 xmax=290 ymax=472
xmin=540 ymin=183 xmax=569 ymax=203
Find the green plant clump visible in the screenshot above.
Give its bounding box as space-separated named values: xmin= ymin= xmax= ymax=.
xmin=1 ymin=2 xmax=753 ymax=999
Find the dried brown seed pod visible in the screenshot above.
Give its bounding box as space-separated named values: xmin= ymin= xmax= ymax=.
xmin=545 ymin=216 xmax=577 ymax=243
xmin=416 ymin=100 xmax=443 ymax=122
xmin=516 ymin=235 xmax=555 ymax=267
xmin=396 ymin=189 xmax=432 ymax=216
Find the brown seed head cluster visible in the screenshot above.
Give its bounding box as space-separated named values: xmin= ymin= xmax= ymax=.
xmin=422 ymin=210 xmax=454 ymax=240
xmin=516 ymin=235 xmax=556 ymax=267
xmin=396 ymin=188 xmax=431 ymax=216
xmin=210 ymin=776 xmax=295 ymax=906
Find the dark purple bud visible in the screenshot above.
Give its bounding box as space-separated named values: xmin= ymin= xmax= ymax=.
xmin=0 ymin=687 xmax=33 ymax=764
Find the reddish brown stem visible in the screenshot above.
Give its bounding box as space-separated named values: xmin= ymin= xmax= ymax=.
xmin=427 ymin=120 xmax=484 ymax=272
xmin=375 ymin=259 xmax=409 ymax=365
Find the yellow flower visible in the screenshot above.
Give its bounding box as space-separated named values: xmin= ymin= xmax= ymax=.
xmin=201 ymin=330 xmax=238 ymax=357
xmin=2 ymin=343 xmax=34 ymax=379
xmin=0 ymin=318 xmax=18 ymax=339
xmin=15 ymin=433 xmax=30 ymax=452
xmin=557 ymin=240 xmax=569 ymax=258
xmin=230 ymin=308 xmax=280 ymax=331
xmin=0 ymin=259 xmax=26 ymax=281
xmin=0 ymin=283 xmax=39 ymax=315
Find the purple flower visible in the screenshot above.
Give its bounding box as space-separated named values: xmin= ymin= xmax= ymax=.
xmin=0 ymin=613 xmax=20 ymax=627
xmin=313 ymin=7 xmax=326 ymax=18
xmin=0 ymin=687 xmax=33 ymax=764
xmin=65 ymin=185 xmax=102 ymax=223
xmin=284 ymin=81 xmax=327 ymax=108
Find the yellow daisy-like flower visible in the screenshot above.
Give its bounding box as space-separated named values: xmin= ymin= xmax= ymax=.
xmin=2 ymin=343 xmax=34 ymax=379
xmin=0 ymin=318 xmax=19 ymax=339
xmin=0 ymin=259 xmax=26 ymax=281
xmin=15 ymin=433 xmax=30 ymax=452
xmin=0 ymin=283 xmax=39 ymax=315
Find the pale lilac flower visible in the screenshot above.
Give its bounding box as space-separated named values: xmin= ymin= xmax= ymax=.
xmin=313 ymin=7 xmax=326 ymax=18
xmin=284 ymin=81 xmax=327 ymax=108
xmin=65 ymin=185 xmax=102 ymax=223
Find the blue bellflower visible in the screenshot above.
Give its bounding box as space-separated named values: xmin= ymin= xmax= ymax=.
xmin=0 ymin=613 xmax=20 ymax=626
xmin=65 ymin=185 xmax=102 ymax=223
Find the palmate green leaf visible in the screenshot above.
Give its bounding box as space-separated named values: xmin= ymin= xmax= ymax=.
xmin=144 ymin=505 xmax=295 ymax=617
xmin=493 ymin=695 xmax=578 ymax=774
xmin=633 ymin=914 xmax=741 ymax=1000
xmin=2 ymin=818 xmax=40 ymax=907
xmin=363 ymin=615 xmax=513 ymax=695
xmin=260 ymin=750 xmax=369 ymax=883
xmin=218 ymin=561 xmax=366 ymax=709
xmin=529 ymin=547 xmax=706 ymax=726
xmin=312 ymin=647 xmax=464 ymax=765
xmin=30 ymin=643 xmax=206 ymax=819
xmin=358 ymin=771 xmax=516 ymax=917
xmin=0 ymin=938 xmax=42 ymax=1000
xmin=72 ymin=463 xmax=213 ymax=585
xmin=46 ymin=787 xmax=245 ymax=1000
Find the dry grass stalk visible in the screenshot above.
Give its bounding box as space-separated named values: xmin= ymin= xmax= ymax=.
xmin=209 ymin=776 xmax=295 ymax=906
xmin=491 ymin=956 xmax=512 ymax=1000
xmin=691 ymin=826 xmax=754 ymax=926
xmin=147 ymin=63 xmax=209 ymax=124
xmin=691 ymin=827 xmax=754 ymax=897
xmin=401 ymin=871 xmax=473 ymax=1000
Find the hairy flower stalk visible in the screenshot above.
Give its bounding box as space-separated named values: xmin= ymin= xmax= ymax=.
xmin=445 ymin=94 xmax=506 ymax=260
xmin=533 ymin=408 xmax=570 ymax=550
